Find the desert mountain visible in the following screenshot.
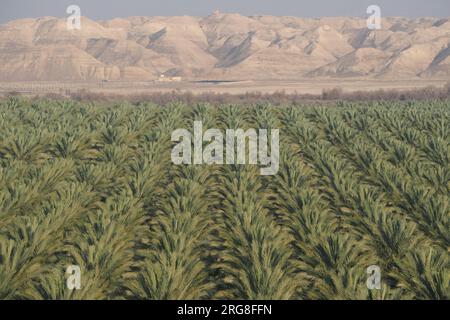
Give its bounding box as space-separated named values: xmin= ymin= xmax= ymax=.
xmin=0 ymin=13 xmax=449 ymax=81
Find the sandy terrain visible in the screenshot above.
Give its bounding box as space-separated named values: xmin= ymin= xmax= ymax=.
xmin=0 ymin=79 xmax=448 ymax=95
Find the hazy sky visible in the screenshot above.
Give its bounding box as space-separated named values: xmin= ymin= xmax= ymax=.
xmin=1 ymin=0 xmax=449 ymax=23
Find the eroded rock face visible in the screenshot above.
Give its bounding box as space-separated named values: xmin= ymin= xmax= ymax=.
xmin=0 ymin=14 xmax=449 ymax=81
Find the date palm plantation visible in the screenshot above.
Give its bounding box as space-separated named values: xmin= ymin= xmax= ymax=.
xmin=0 ymin=97 xmax=448 ymax=300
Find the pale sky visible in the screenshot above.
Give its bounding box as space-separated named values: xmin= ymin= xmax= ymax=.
xmin=1 ymin=0 xmax=449 ymax=23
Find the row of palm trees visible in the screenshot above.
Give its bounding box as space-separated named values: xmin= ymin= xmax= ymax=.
xmin=0 ymin=98 xmax=448 ymax=299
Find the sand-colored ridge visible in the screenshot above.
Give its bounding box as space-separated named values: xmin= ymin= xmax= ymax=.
xmin=0 ymin=14 xmax=449 ymax=81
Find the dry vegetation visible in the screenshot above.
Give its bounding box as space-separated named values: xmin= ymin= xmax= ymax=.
xmin=4 ymin=83 xmax=450 ymax=106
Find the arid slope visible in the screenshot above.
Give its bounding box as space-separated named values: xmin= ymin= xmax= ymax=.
xmin=0 ymin=13 xmax=449 ymax=81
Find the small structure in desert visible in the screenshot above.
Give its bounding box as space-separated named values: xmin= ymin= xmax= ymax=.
xmin=157 ymin=74 xmax=182 ymax=82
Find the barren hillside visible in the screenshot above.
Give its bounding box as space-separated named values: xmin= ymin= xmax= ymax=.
xmin=0 ymin=13 xmax=449 ymax=81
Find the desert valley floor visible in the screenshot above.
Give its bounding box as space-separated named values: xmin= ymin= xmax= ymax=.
xmin=0 ymin=79 xmax=448 ymax=95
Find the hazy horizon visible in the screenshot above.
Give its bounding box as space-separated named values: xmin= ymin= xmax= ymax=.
xmin=1 ymin=0 xmax=450 ymax=23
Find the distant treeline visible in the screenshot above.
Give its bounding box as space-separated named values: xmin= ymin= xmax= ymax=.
xmin=4 ymin=83 xmax=450 ymax=105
